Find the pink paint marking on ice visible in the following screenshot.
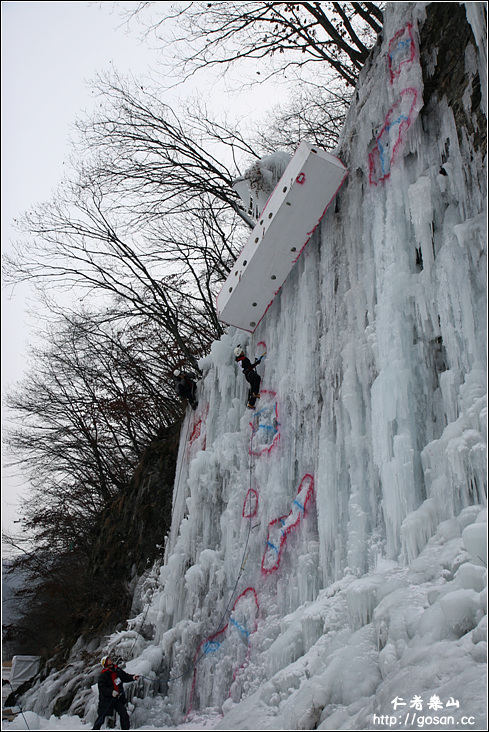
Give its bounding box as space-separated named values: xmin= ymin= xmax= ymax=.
xmin=187 ymin=587 xmax=259 ymax=715
xmin=189 ymin=419 xmax=202 ymax=445
xmin=261 ymin=474 xmax=315 ymax=576
xmin=388 ymin=23 xmax=416 ymax=82
xmin=242 ymin=488 xmax=259 ymax=519
xmin=187 ymin=625 xmax=227 ymax=717
xmin=368 ymin=87 xmax=419 ymax=186
xmin=188 ymin=405 xmax=209 ymax=453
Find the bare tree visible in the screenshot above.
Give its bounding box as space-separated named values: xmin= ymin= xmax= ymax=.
xmin=147 ymin=200 xmax=248 ymax=335
xmin=124 ymin=2 xmax=384 ymax=88
xmin=75 ymin=73 xmax=258 ymax=229
xmin=3 ymin=78 xmax=263 ymax=372
xmin=4 ymin=309 xmax=183 ymax=516
xmin=4 ymin=185 xmax=217 ymax=372
xmin=2 ymin=305 xmax=188 ymax=658
xmin=2 ymin=544 xmax=90 ymax=658
xmin=254 ymin=82 xmax=351 ymax=153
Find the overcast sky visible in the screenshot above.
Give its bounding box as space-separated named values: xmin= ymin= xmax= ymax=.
xmin=2 ymin=1 xmax=159 ymax=380
xmin=1 ymin=0 xmax=180 ymax=543
xmin=1 ymin=1 xmax=283 ymax=545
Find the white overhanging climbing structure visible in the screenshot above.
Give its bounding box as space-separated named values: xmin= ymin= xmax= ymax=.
xmin=217 ymin=141 xmax=348 ymax=332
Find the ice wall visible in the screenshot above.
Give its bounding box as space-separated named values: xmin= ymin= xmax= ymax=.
xmin=122 ymin=3 xmax=484 ymax=726
xmin=123 ymin=1 xmax=485 ymax=725
xmin=19 ymin=3 xmax=486 ymax=729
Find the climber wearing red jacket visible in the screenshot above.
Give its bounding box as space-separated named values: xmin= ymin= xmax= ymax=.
xmin=93 ymin=656 xmax=139 ymax=730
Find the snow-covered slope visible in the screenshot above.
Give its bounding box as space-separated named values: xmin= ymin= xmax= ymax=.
xmin=14 ymin=3 xmax=486 ymax=730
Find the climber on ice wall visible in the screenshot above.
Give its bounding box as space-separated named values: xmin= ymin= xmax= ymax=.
xmin=234 ymin=346 xmax=263 ymax=409
xmin=173 ymin=369 xmax=198 ymax=410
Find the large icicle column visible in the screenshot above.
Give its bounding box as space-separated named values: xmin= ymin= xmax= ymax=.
xmin=313 ymin=1 xmax=487 ymax=571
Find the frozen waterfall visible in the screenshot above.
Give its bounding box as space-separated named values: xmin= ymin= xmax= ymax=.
xmin=15 ymin=3 xmax=486 ymax=731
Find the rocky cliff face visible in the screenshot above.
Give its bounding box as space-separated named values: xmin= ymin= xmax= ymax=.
xmin=420 ymin=2 xmax=486 ymax=157
xmin=86 ymin=420 xmax=183 ymax=639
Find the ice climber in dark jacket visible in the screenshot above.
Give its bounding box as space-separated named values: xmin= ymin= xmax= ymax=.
xmin=173 ymin=369 xmax=198 ymax=410
xmin=92 ymin=656 xmax=139 ymax=730
xmin=234 ymin=346 xmax=263 ymax=408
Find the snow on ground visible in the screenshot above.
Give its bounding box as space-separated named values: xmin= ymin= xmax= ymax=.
xmin=2 ymin=712 xmax=221 ymax=731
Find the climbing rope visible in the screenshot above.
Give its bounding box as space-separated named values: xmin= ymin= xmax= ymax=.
xmin=169 ymin=400 xmax=257 ymax=686
xmin=171 ymin=413 xmax=193 ymax=516
xmin=125 ymin=570 xmax=156 ymax=660
xmin=6 ymin=680 xmax=31 ymax=730
xmin=109 ymin=415 xmax=193 ymax=676
xmin=102 ymin=413 xmax=194 ymax=692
